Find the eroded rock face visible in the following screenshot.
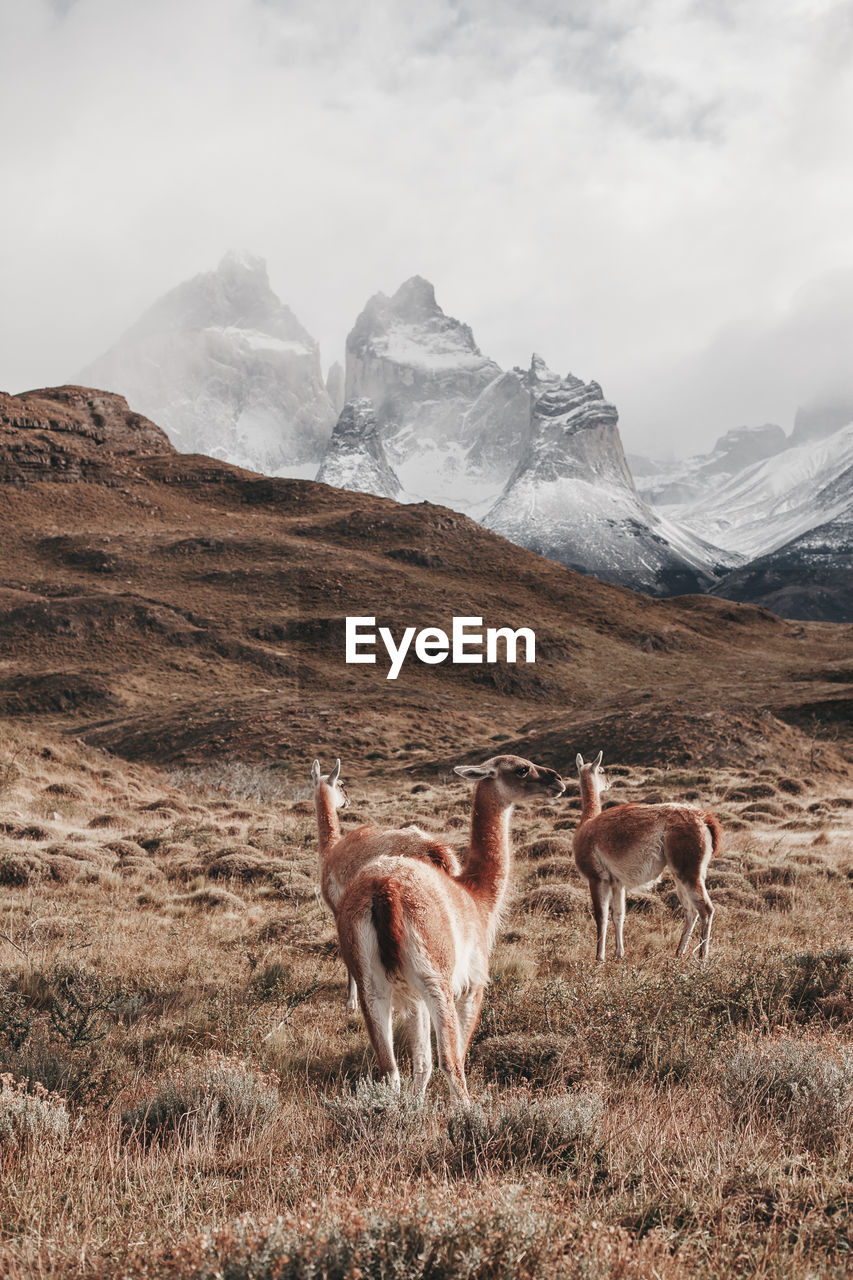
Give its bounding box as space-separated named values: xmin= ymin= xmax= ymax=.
xmin=80 ymin=252 xmax=336 ymax=472
xmin=346 ymin=276 xmax=502 ymax=456
xmin=462 ymin=358 xmax=555 ymax=482
xmin=316 ymin=399 xmax=401 ymax=499
xmin=484 ymin=363 xmax=722 ymax=596
xmin=0 ymin=385 xmax=173 ymax=484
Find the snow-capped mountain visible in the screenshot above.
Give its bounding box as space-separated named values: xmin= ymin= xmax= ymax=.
xmin=483 ymin=366 xmax=728 ymax=596
xmin=80 ymin=252 xmax=336 ymax=472
xmin=344 ymin=276 xmax=506 ymax=509
xmin=329 ymin=281 xmax=733 ymax=593
xmin=316 ymin=399 xmax=401 ymax=499
xmin=631 ymin=423 xmax=788 ymax=508
xmin=669 ymin=421 xmax=853 ymax=559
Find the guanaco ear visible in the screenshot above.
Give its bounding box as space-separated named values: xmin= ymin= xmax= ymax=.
xmin=311 ymin=759 xmax=321 ymax=785
xmin=453 ymin=763 xmax=498 ymax=780
xmin=593 ymin=750 xmax=603 ymax=768
xmin=575 ymin=753 xmax=584 ymax=771
xmin=329 ymin=759 xmax=342 ymax=785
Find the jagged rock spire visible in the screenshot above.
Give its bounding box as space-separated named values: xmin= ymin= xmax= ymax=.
xmin=316 ymin=398 xmax=401 ymax=499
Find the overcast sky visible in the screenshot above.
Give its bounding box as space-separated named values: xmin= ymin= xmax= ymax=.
xmin=2 ymin=0 xmax=852 ymax=455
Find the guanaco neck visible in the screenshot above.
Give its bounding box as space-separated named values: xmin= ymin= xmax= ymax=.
xmin=458 ymin=780 xmax=513 ymax=933
xmin=314 ymin=783 xmax=340 ymax=857
xmin=578 ymin=771 xmax=603 ymax=823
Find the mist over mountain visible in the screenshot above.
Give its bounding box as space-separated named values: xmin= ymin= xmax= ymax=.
xmin=80 ymin=252 xmax=336 ymax=472
xmin=78 ymin=257 xmax=852 ymax=614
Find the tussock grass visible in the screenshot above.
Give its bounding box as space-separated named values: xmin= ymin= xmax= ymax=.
xmin=0 ymin=727 xmax=851 ymax=1277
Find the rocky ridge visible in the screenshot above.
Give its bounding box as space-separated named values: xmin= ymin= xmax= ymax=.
xmin=483 ymin=364 xmax=727 ymax=595
xmin=669 ymin=421 xmax=853 ymax=559
xmin=0 ymin=386 xmax=173 ymax=484
xmin=316 ymin=399 xmax=401 ymax=499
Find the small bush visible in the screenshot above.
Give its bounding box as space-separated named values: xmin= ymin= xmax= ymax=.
xmin=122 ymin=1056 xmax=280 ymax=1145
xmin=523 ymin=837 xmax=569 ymax=859
xmin=142 ymin=1204 xmax=555 ymax=1280
xmin=168 ymin=762 xmax=302 ymax=803
xmin=0 ymin=852 xmax=43 ymax=885
xmin=785 ymin=947 xmax=853 ymax=1022
xmin=721 ymin=1040 xmax=853 ymax=1151
xmin=762 ymin=886 xmax=795 ymax=912
xmin=0 ymin=1073 xmax=70 ymax=1147
xmin=170 ymin=887 xmax=246 ymax=911
xmin=321 ymin=1078 xmax=423 ymax=1141
xmin=443 ymin=1090 xmax=603 ymax=1174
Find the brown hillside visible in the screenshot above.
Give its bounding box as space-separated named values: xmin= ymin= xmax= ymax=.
xmin=0 ymin=385 xmax=850 ymax=778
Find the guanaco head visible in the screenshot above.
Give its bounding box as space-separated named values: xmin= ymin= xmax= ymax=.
xmin=310 ymin=758 xmax=349 ymax=809
xmin=454 ymin=754 xmax=565 ymax=802
xmin=575 ymin=751 xmax=611 ymax=794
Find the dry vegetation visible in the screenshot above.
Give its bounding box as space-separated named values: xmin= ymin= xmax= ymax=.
xmin=0 ymin=724 xmax=851 ymax=1278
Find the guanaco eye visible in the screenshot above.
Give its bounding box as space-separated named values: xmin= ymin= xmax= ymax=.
xmin=515 ymin=765 xmax=530 ymax=777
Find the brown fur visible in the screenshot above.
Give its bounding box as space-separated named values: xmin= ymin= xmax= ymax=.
xmin=335 ymin=754 xmax=565 ymax=1100
xmin=320 ymin=825 xmax=462 ymax=912
xmin=703 ymin=812 xmax=722 ymax=856
xmin=420 ymin=841 xmax=459 ymax=875
xmin=574 ymin=755 xmax=718 ymax=961
xmin=370 ymin=878 xmax=406 ymax=977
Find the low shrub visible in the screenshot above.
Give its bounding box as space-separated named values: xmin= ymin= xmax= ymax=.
xmin=442 ymin=1090 xmax=603 ymax=1175
xmin=522 ymin=885 xmax=588 ymax=916
xmin=721 ymin=1040 xmax=853 ymax=1151
xmin=472 ymin=1032 xmax=589 ymax=1086
xmin=122 ymin=1056 xmax=280 ymax=1145
xmin=137 ymin=1204 xmax=556 ymax=1280
xmin=321 ymin=1078 xmax=424 ymax=1141
xmin=0 ymin=1073 xmax=70 ymax=1147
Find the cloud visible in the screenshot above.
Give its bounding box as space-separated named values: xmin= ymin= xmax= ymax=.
xmin=0 ymin=0 xmax=851 ymax=454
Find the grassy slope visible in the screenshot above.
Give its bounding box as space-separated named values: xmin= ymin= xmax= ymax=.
xmin=0 ymin=457 xmax=850 ymax=775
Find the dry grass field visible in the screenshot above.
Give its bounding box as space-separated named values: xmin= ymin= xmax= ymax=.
xmin=1 ymin=724 xmax=851 ymax=1279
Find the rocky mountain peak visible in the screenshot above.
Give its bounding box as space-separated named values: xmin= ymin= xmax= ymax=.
xmin=481 ymin=371 xmax=722 ymax=597
xmin=217 ymin=248 xmax=268 ymax=279
xmin=390 ymin=275 xmax=438 ymax=316
xmin=117 ymin=252 xmax=312 ymax=347
xmin=344 ymin=278 xmax=502 ymax=460
xmin=522 ymin=353 xmax=565 ymax=391
xmin=706 ymin=423 xmax=787 ymax=474
xmin=347 ymin=276 xmax=496 ymax=372
xmin=316 ymin=398 xmax=400 ymax=499
xmin=516 ymin=374 xmax=628 ymax=488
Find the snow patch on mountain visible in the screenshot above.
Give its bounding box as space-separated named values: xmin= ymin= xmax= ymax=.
xmin=484 ymin=363 xmax=729 ymax=595
xmin=633 ymin=423 xmax=788 ymax=508
xmin=346 ymin=276 xmax=502 ymax=462
xmin=671 ymin=422 xmax=853 ymax=558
